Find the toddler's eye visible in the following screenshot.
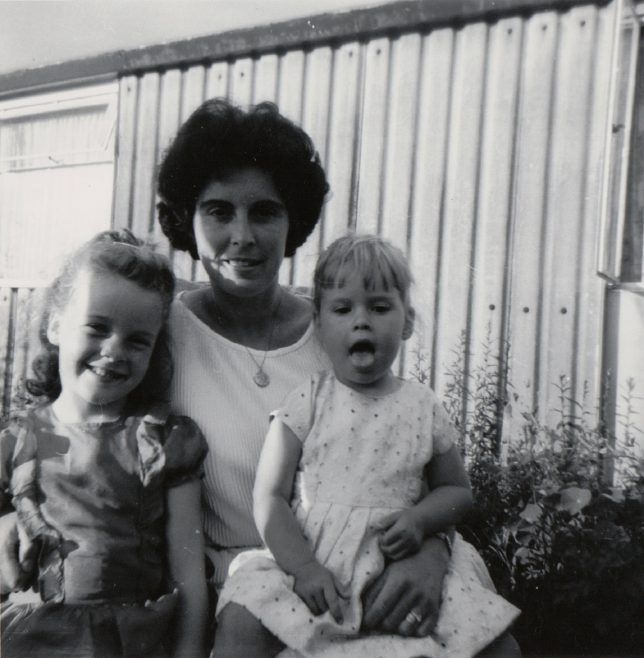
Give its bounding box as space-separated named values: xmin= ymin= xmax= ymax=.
xmin=372 ymin=304 xmax=391 ymax=314
xmin=332 ymin=306 xmax=351 ymax=315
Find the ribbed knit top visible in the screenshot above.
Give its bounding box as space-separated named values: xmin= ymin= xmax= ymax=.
xmin=168 ymin=291 xmax=328 ymax=585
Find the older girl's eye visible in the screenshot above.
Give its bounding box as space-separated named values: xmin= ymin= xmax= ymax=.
xmin=86 ymin=323 xmax=108 ymax=335
xmin=332 ymin=305 xmax=351 ymax=315
xmin=372 ymin=304 xmax=391 ymax=314
xmin=129 ymin=335 xmax=154 ymax=350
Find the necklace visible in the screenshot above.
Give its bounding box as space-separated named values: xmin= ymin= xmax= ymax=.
xmin=241 ymin=292 xmax=282 ymax=388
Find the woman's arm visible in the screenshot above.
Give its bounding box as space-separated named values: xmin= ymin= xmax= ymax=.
xmin=254 ymin=418 xmax=344 ymax=622
xmin=379 ymin=445 xmax=472 ymax=559
xmin=165 ymin=480 xmax=208 ymax=658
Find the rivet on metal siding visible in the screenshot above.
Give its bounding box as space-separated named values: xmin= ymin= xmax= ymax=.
xmin=561 ymin=307 xmax=568 ymax=314
xmin=523 ymin=306 xmax=530 ymax=313
xmin=580 ymin=20 xmax=586 ymax=27
xmin=507 ymin=28 xmax=513 ymax=35
xmin=376 ymin=48 xmax=382 ymax=55
xmin=489 ymin=304 xmax=496 ymax=311
xmin=542 ymin=24 xmax=548 ymax=31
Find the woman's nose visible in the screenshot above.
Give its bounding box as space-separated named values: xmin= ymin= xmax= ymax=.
xmin=230 ymin=213 xmax=255 ymax=247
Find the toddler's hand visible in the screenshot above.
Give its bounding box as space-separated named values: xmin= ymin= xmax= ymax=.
xmin=292 ymin=560 xmax=345 ymax=624
xmin=378 ymin=510 xmax=423 ymax=560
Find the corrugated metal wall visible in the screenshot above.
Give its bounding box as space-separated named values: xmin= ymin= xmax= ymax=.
xmin=110 ymin=1 xmax=618 ymax=432
xmin=1 ymin=1 xmax=621 ymax=440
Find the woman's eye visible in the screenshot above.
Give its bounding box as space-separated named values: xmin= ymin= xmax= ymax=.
xmin=253 ymin=201 xmax=284 ymax=219
xmin=206 ymin=204 xmax=232 ymax=220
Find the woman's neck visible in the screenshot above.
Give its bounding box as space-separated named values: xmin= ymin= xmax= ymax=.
xmin=201 ymin=282 xmax=285 ymax=349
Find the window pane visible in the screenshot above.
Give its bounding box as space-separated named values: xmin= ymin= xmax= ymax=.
xmin=0 ymin=83 xmax=117 ymax=284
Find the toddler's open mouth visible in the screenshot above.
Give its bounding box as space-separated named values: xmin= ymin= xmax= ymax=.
xmin=349 ymin=340 xmax=376 ymax=368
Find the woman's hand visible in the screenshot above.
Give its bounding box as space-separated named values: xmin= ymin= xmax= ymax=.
xmin=0 ymin=512 xmax=36 ymax=595
xmin=361 ymin=534 xmax=450 ymax=637
xmin=293 ymin=560 xmax=345 ymax=624
xmin=378 ymin=509 xmax=423 ymax=560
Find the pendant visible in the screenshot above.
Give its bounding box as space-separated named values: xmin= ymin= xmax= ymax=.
xmin=253 ymin=369 xmax=270 ymax=387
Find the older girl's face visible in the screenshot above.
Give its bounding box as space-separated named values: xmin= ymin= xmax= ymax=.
xmin=193 ymin=167 xmax=290 ymax=298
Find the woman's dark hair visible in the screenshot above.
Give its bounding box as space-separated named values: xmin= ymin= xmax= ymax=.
xmin=27 ymin=229 xmax=176 ymax=413
xmin=157 ymin=98 xmax=329 ymax=259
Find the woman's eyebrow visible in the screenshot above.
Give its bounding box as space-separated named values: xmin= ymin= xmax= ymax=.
xmin=252 ymin=198 xmax=285 ymax=207
xmin=198 ymin=198 xmax=233 ymax=209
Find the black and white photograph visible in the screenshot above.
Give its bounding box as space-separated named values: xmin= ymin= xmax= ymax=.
xmin=0 ymin=1 xmax=642 ymax=656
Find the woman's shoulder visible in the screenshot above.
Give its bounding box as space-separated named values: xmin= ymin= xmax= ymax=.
xmin=171 ymin=283 xmax=209 ymax=315
xmin=275 ymin=286 xmax=314 ymax=348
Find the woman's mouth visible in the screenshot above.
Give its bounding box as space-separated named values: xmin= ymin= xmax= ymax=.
xmin=349 ymin=340 xmax=376 ymax=368
xmin=222 ymin=257 xmax=261 ymax=268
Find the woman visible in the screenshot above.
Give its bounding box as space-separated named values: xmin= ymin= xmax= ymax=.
xmin=156 ymin=99 xmax=517 ymax=657
xmin=1 ymin=99 xmax=517 ymax=656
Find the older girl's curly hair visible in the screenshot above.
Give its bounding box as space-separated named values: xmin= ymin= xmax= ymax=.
xmin=156 ymin=98 xmax=329 ymax=259
xmin=27 ymin=229 xmax=175 ymax=413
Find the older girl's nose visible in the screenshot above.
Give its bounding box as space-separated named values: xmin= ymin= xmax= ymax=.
xmin=100 ymin=335 xmax=125 ymax=360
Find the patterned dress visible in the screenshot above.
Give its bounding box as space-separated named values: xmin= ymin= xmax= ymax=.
xmin=0 ymin=404 xmax=207 ymax=658
xmin=218 ymin=372 xmax=519 ymax=658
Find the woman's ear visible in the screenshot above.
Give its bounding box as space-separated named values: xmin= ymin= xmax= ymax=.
xmin=402 ymin=306 xmax=415 ymax=341
xmin=46 ymin=313 xmax=61 ymax=346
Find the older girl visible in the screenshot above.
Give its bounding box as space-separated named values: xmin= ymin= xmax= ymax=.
xmin=0 ymin=230 xmax=208 ymax=657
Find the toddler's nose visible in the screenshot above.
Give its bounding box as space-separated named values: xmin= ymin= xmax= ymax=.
xmin=352 ymin=309 xmax=371 ymax=330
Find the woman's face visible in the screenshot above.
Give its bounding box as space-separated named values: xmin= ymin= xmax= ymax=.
xmin=193 ymin=167 xmax=290 ymax=298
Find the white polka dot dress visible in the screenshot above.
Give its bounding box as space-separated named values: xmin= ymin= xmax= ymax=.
xmin=217 ymin=372 xmax=519 ymax=657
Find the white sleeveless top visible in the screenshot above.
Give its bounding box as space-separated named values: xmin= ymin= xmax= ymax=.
xmin=168 ymin=291 xmax=329 ymax=585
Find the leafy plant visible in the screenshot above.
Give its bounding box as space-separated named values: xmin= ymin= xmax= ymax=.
xmin=411 ymin=333 xmax=644 ymax=655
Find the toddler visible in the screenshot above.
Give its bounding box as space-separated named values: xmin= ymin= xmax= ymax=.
xmin=216 ymin=234 xmax=519 ymax=657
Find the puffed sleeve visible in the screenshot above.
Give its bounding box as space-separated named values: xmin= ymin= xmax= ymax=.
xmin=162 ymin=415 xmax=208 ymax=488
xmin=0 ymin=413 xmax=39 ymax=512
xmin=270 ymin=375 xmax=316 ymax=442
xmin=431 ymin=391 xmax=459 ymax=454
xmin=0 ymin=417 xmax=20 ymax=513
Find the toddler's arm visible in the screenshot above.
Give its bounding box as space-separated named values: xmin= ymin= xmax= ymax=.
xmin=165 ymin=480 xmax=208 ymax=657
xmin=379 ymin=445 xmax=472 ymax=560
xmin=254 ymin=418 xmax=344 ymax=623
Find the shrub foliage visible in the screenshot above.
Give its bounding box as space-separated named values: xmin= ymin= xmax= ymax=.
xmin=411 ymin=333 xmax=644 ymax=656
